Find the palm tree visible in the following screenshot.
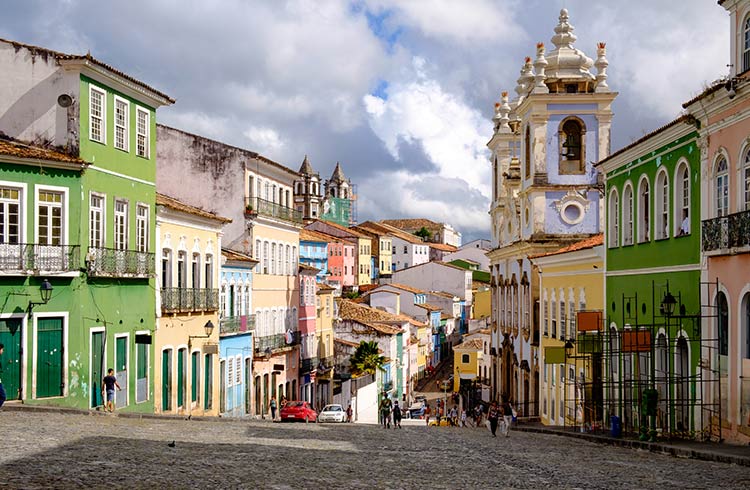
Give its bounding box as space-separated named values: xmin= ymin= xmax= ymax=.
xmin=349 ymin=341 xmax=386 ymax=376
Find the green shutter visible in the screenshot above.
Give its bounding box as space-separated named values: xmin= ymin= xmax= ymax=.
xmin=162 ymin=350 xmax=171 ymax=411
xmin=137 ymin=343 xmax=147 ymax=379
xmin=204 ymin=354 xmax=212 ymax=410
xmin=177 ymin=349 xmax=185 ymax=407
xmin=0 ymin=318 xmax=23 ymax=401
xmin=116 ymin=337 xmax=127 ymax=371
xmin=91 ymin=331 xmax=104 ymax=407
xmin=36 ymin=317 xmax=63 ymax=398
xmin=191 ymin=352 xmax=198 ymax=403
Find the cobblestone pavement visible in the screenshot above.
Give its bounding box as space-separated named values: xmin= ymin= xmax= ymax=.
xmin=0 ymin=411 xmax=749 ymax=489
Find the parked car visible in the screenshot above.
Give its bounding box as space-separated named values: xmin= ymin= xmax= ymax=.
xmin=317 ymin=404 xmax=346 ymax=423
xmin=280 ymin=401 xmax=317 ymax=423
xmin=408 ymin=402 xmax=426 ymax=419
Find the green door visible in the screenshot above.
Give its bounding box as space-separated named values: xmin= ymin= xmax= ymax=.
xmin=36 ymin=317 xmax=63 ymax=398
xmin=91 ymin=331 xmax=104 ymax=407
xmin=162 ymin=349 xmax=171 ymax=411
xmin=115 ymin=336 xmax=127 ymax=408
xmin=204 ymin=354 xmax=212 ymax=410
xmin=136 ymin=342 xmax=148 ymax=403
xmin=0 ymin=318 xmax=23 ymax=401
xmin=191 ymin=351 xmax=198 ymax=404
xmin=177 ymin=348 xmax=185 ymax=408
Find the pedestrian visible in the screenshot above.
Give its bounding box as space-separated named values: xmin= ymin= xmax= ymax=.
xmin=392 ymin=400 xmax=402 ymax=428
xmin=102 ymin=368 xmax=121 ymax=413
xmin=269 ymin=395 xmax=278 ymax=421
xmin=0 ymin=343 xmax=6 ymax=410
xmin=436 ymin=404 xmax=443 ymax=426
xmin=474 ymin=404 xmax=483 ymax=427
xmin=460 ymin=409 xmax=467 ymax=427
xmin=346 ymin=403 xmax=353 ymax=423
xmin=488 ymin=401 xmax=499 ymax=437
xmin=424 ymin=404 xmax=432 ymax=426
xmin=501 ymin=398 xmax=514 ymax=437
xmin=449 ymin=405 xmax=458 ymax=426
xmin=379 ymin=396 xmax=392 ymax=429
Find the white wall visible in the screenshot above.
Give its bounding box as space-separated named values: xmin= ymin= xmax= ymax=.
xmin=443 ymin=247 xmax=490 ymax=271
xmin=393 ymin=262 xmax=472 ymax=305
xmin=353 ymin=380 xmax=378 ymax=424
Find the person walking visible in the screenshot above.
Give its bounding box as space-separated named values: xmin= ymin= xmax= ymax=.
xmin=449 ymin=405 xmax=458 ymax=427
xmin=487 ymin=401 xmax=500 ymax=437
xmin=501 ymin=397 xmax=514 ymax=437
xmin=424 ymin=404 xmax=432 ymax=426
xmin=0 ymin=343 xmax=6 ymax=410
xmin=102 ymin=368 xmax=121 ymax=413
xmin=392 ymin=400 xmax=402 ymax=428
xmin=346 ymin=403 xmax=353 ymax=423
xmin=379 ymin=396 xmax=392 ymax=429
xmin=436 ymin=403 xmax=443 ymax=426
xmin=269 ymin=396 xmax=278 ymax=421
xmin=474 ymin=404 xmax=483 ymax=428
xmin=460 ymin=409 xmax=467 ymax=428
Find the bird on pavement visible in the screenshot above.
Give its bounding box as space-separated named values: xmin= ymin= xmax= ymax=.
xmin=168 ymin=441 xmax=176 ymax=448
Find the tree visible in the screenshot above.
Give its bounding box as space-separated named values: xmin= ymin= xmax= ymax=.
xmin=414 ymin=226 xmax=431 ymax=240
xmin=349 ymin=341 xmax=386 ymax=376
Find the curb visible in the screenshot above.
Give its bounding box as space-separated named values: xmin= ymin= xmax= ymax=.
xmin=514 ymin=425 xmax=750 ymax=467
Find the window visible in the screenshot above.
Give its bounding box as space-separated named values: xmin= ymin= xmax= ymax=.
xmin=637 ymin=177 xmax=650 ymax=242
xmin=675 ymin=162 xmax=690 ymax=236
xmin=622 ymin=184 xmax=634 ymax=245
xmin=227 ymin=356 xmax=234 ymax=387
xmin=270 ymin=243 xmax=276 ymax=275
xmin=255 ymin=239 xmax=262 ymax=271
xmin=136 ymin=205 xmax=148 ymax=252
xmin=205 ymin=254 xmax=213 ymax=289
xmin=462 ymin=354 xmax=470 ymax=364
xmin=136 ymin=107 xmax=150 ymax=158
xmin=89 ymin=86 xmax=106 ymax=143
xmin=743 ymin=148 xmax=750 ymax=211
xmin=263 ymin=242 xmax=269 ymax=274
xmin=569 ymin=299 xmax=576 ymax=338
xmin=0 ymin=187 xmax=21 ymax=245
xmin=114 ymin=200 xmax=128 ymax=250
xmin=718 ymin=292 xmax=729 ymax=356
xmin=608 ymin=189 xmax=619 ymax=247
xmin=161 ymin=249 xmax=172 ymax=288
xmin=114 ymin=96 xmax=129 ymax=151
xmin=403 ymin=246 xmax=408 ymax=254
xmin=560 ymin=300 xmax=567 ymax=339
xmin=235 ymin=355 xmax=242 ymax=385
xmin=551 ymin=296 xmax=557 ymax=338
xmin=715 ymin=155 xmax=729 ymax=217
xmin=177 ymin=251 xmax=186 ymax=288
xmin=524 ymin=125 xmax=531 ymax=178
xmin=192 ymin=253 xmax=200 ymax=288
xmin=559 ymin=118 xmax=585 ymax=174
xmin=38 ymin=190 xmax=63 ymax=245
xmin=744 ymin=15 xmax=750 ymax=72
xmin=655 ymin=170 xmax=669 ymax=239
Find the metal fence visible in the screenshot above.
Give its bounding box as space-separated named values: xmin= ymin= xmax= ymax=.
xmin=161 ymin=288 xmax=219 ymax=313
xmin=244 ymin=197 xmax=303 ymax=224
xmin=702 ymin=209 xmax=750 ymax=251
xmin=0 ymin=243 xmax=79 ymax=273
xmin=86 ymin=247 xmax=154 ymax=277
xmin=254 ymin=331 xmax=301 ymax=355
xmin=219 ymin=314 xmax=256 ymax=335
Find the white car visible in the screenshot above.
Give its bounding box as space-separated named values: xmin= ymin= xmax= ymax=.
xmin=317 ymin=404 xmax=346 ymax=423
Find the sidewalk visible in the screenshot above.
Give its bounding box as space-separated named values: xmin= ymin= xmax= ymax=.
xmin=514 ymin=422 xmax=750 ymax=467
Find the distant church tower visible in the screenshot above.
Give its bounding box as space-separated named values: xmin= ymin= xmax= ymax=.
xmin=294 ymin=155 xmax=322 ymax=221
xmin=322 ymin=162 xmax=357 ymax=226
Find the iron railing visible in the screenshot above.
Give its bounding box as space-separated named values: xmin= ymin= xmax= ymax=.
xmin=244 ymin=197 xmax=303 ymax=224
xmin=87 ymin=247 xmax=154 ymax=277
xmin=0 ymin=243 xmax=79 ymax=273
xmin=219 ymin=314 xmax=256 ymax=336
xmin=300 ymin=356 xmax=318 ymax=373
xmin=254 ymin=331 xmax=301 ymax=355
xmin=161 ymin=288 xmax=219 ymax=313
xmin=702 ymin=209 xmax=750 ymax=252
xmin=320 ymin=356 xmax=334 ymax=370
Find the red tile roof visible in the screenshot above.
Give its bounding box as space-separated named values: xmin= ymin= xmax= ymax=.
xmin=381 ymin=218 xmax=442 ymax=233
xmin=454 ymin=338 xmax=484 ymax=351
xmin=156 ymin=193 xmax=232 ymax=222
xmin=529 ymin=234 xmax=604 ymax=259
xmin=415 ymin=303 xmax=442 ymax=312
xmin=0 ymin=137 xmax=86 ymax=167
xmin=429 ymin=243 xmax=458 ymax=252
xmin=375 ymin=222 xmax=425 ymax=245
xmin=221 ymin=248 xmax=256 ymax=263
xmin=336 ymin=299 xmax=406 ymax=335
xmin=300 ymin=229 xmax=336 ymax=243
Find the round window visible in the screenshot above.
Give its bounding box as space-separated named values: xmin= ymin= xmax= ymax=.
xmin=560 ymin=202 xmax=585 ymax=225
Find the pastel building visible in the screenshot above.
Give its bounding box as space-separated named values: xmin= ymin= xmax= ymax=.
xmin=299 ymin=229 xmax=329 ymax=282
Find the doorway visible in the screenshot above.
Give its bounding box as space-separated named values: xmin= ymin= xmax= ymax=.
xmin=36 ymin=317 xmax=63 ymax=398
xmin=90 ymin=330 xmax=104 ymax=408
xmin=0 ymin=317 xmax=23 ymax=401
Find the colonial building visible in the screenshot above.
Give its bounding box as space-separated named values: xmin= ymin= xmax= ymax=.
xmin=305 ymin=220 xmax=372 ymax=288
xmin=352 ymin=221 xmax=394 ymax=281
xmin=377 ymin=221 xmax=430 ymax=272
xmin=487 ymin=9 xmax=615 ymax=415
xmin=322 ymin=163 xmax=356 ymax=227
xmin=0 ymin=38 xmax=173 ymax=411
xmin=381 ymin=218 xmax=462 ymax=247
xmin=294 ymin=156 xmax=323 ymax=222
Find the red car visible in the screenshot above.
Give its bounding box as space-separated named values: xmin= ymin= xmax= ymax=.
xmin=280 ymin=401 xmax=317 ymax=423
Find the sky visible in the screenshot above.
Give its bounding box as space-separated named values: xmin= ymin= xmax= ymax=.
xmin=1 ymin=0 xmax=729 ymax=242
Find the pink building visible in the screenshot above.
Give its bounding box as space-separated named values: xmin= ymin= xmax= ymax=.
xmin=342 ymin=243 xmax=356 ymax=288
xmin=298 ymin=265 xmax=318 ymax=402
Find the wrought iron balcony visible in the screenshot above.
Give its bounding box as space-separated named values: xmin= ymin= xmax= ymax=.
xmin=0 ymin=243 xmax=79 ymax=274
xmin=254 ymin=331 xmax=301 ymax=355
xmin=300 ymin=356 xmax=318 ymax=373
xmin=87 ymin=247 xmax=154 ymax=278
xmin=161 ymin=288 xmax=219 ymax=313
xmin=702 ymin=209 xmax=750 ymax=252
xmin=245 ymin=197 xmax=303 ymax=224
xmin=219 ymin=314 xmax=256 ymax=336
xmin=319 ymin=356 xmax=334 ymax=370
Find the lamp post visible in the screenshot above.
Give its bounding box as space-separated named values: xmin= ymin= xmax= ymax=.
xmin=189 ymin=320 xmax=215 ymax=348
xmin=27 ymin=279 xmax=53 ymax=314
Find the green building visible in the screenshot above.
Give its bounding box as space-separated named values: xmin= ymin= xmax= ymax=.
xmin=597 ymin=115 xmax=716 ymax=440
xmin=0 ymin=39 xmax=173 ymax=411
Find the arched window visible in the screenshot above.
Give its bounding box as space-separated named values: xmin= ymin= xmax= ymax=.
xmin=715 ymin=155 xmax=729 ymax=217
xmin=655 ymin=170 xmax=669 ymax=240
xmin=638 ymin=177 xmax=650 ymax=243
xmin=608 ymin=188 xmax=619 ymax=247
xmin=743 ymin=293 xmax=750 ymax=359
xmin=524 ymin=125 xmax=531 ymax=178
xmin=743 ymin=147 xmax=750 ymax=211
xmin=622 ymin=184 xmax=634 ymax=245
xmin=744 ymin=15 xmax=750 ymax=72
xmin=559 ymin=118 xmax=585 ymax=174
xmin=674 ymin=161 xmax=691 ymax=236
xmin=718 ymin=292 xmax=729 ymax=356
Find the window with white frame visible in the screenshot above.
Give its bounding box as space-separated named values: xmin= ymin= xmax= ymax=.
xmin=136 ymin=107 xmax=150 ymax=158
xmin=161 ymin=249 xmax=172 ymax=288
xmin=743 ymin=147 xmax=750 ymax=211
xmin=675 ymin=162 xmax=690 ymax=236
xmin=89 ymin=86 xmax=106 ymax=143
xmin=263 ymin=241 xmax=269 ymax=274
xmin=235 ymin=355 xmax=242 ymax=385
xmin=270 ymin=243 xmax=276 ymax=275
xmin=114 ymin=97 xmax=129 ymax=151
xmin=255 ymin=239 xmax=261 ymax=272
xmin=89 ymin=193 xmax=104 ymax=248
xmin=744 ymin=15 xmax=750 ymax=72
xmin=608 ymin=189 xmax=619 ymax=247
xmin=136 ymin=205 xmax=148 ymax=252
xmin=655 ymin=170 xmax=669 ymax=240
xmin=622 ymin=184 xmax=634 ymax=245
xmin=637 ymin=177 xmax=650 ymax=243
xmin=38 ymin=189 xmax=63 ymax=245
xmin=192 ymin=253 xmax=200 ymax=288
xmin=205 ymin=254 xmax=213 ymax=289
xmin=114 ymin=200 xmax=128 ymax=250
xmin=551 ymin=294 xmax=557 ymax=338
xmin=569 ymin=294 xmax=576 ymax=338
xmin=227 ymin=357 xmax=234 ymax=387
xmin=543 ymin=290 xmax=549 ymax=336
xmin=177 ymin=251 xmax=186 ymax=288
xmin=716 ymin=155 xmax=729 ymax=217
xmin=0 ymin=186 xmax=21 ymax=245
xmin=560 ymin=298 xmax=567 ymax=339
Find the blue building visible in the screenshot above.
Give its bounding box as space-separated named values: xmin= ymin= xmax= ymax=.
xmin=299 ymin=229 xmax=330 ymax=282
xmin=219 ymin=249 xmax=256 ymax=417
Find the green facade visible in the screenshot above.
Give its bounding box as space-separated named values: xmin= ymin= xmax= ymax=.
xmin=603 ymin=128 xmax=704 ymax=437
xmin=0 ymin=71 xmax=164 ymax=412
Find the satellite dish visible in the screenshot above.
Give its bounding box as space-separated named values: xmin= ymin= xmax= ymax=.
xmin=57 ymin=94 xmax=73 ymax=108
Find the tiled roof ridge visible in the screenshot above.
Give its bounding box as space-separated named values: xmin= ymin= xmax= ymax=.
xmin=595 ymin=115 xmax=692 ymax=167
xmin=156 ymin=193 xmax=232 ymax=223
xmin=529 ymin=233 xmax=604 ymax=259
xmin=0 ymin=135 xmax=86 ymax=165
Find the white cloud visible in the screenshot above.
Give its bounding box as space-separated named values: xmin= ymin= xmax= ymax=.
xmin=243 ymin=126 xmax=285 ymax=153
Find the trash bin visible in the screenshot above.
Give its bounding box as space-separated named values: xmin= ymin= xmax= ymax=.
xmin=610 ymin=415 xmax=622 ymax=438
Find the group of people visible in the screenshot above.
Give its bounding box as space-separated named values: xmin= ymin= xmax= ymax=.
xmin=378 ymin=397 xmax=403 ymax=428
xmin=487 ymin=398 xmax=515 ymax=437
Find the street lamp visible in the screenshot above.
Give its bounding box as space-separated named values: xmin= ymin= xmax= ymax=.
xmin=27 ymin=279 xmax=53 ymax=314
xmin=189 ymin=320 xmax=215 ymax=347
xmin=660 ymin=292 xmax=677 ymax=317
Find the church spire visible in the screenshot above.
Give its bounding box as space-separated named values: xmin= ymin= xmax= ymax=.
xmin=330 ymin=162 xmax=346 ymax=183
xmin=299 ymin=154 xmax=314 ymax=175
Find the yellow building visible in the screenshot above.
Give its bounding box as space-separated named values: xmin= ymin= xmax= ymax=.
xmin=472 ymin=282 xmax=491 ymax=320
xmin=353 ymin=221 xmax=394 ymax=279
xmin=154 ymin=194 xmax=231 ymax=416
xmin=453 ymin=338 xmax=484 ymax=393
xmin=314 ymin=283 xmax=336 ymax=408
xmin=530 ymin=235 xmax=604 ymax=427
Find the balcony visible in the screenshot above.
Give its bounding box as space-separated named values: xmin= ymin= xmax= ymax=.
xmin=219 ymin=314 xmax=256 ymax=336
xmin=87 ymin=247 xmax=154 ymax=278
xmin=300 ymin=356 xmax=318 ymax=373
xmin=254 ymin=331 xmax=301 ymax=355
xmin=702 ymin=210 xmax=750 ymax=252
xmin=319 ymin=356 xmax=334 ymax=370
xmin=161 ymin=288 xmax=219 ymax=313
xmin=244 ymin=197 xmax=303 ymax=225
xmin=0 ymin=243 xmax=79 ymax=274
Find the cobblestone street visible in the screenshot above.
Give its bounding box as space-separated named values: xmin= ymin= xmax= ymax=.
xmin=0 ymin=411 xmax=748 ymax=489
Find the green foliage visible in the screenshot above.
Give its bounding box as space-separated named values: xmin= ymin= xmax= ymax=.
xmin=343 ymin=290 xmax=360 ymax=299
xmin=349 ymin=340 xmax=386 ymax=376
xmin=414 ymin=227 xmax=431 ymax=240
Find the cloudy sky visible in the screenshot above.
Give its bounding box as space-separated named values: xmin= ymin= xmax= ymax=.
xmin=2 ymin=0 xmax=729 ymax=241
